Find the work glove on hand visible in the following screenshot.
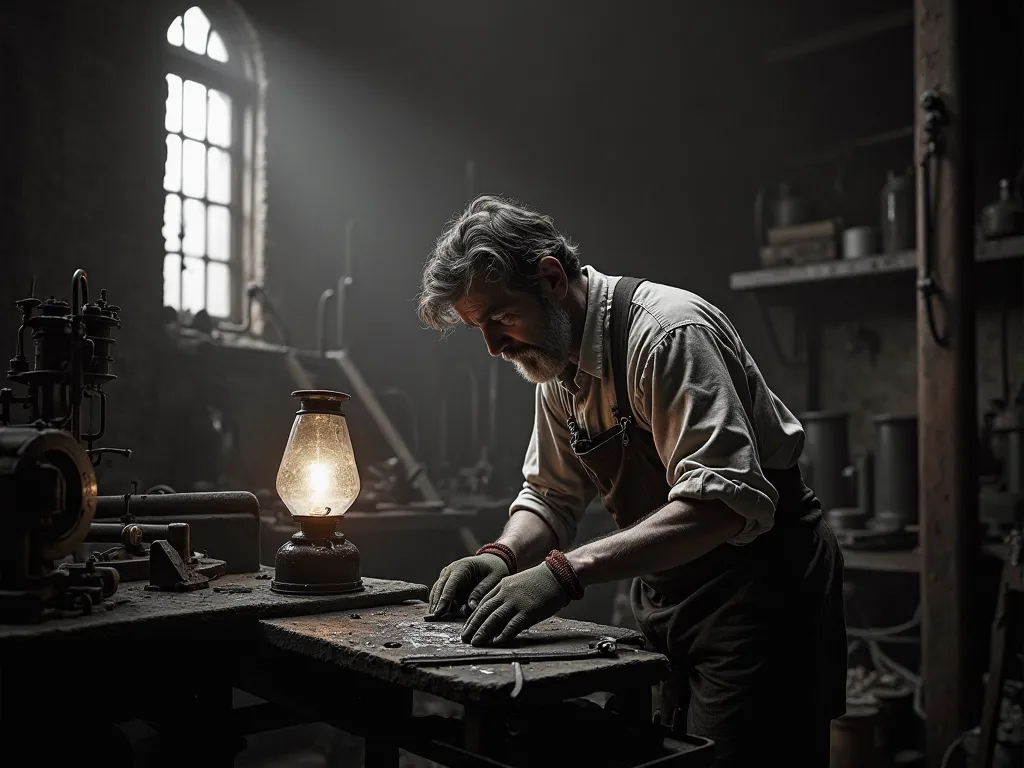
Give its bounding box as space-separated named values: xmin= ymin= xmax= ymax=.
xmin=426 ymin=554 xmax=509 ymax=619
xmin=461 ymin=562 xmax=569 ymax=646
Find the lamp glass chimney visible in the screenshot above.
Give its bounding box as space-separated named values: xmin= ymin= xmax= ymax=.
xmin=275 ymin=408 xmax=360 ymax=518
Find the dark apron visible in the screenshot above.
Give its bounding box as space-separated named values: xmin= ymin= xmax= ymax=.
xmin=568 ymin=278 xmax=847 ymax=768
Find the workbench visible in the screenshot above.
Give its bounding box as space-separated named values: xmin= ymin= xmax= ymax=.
xmin=0 ymin=569 xmax=427 ymax=765
xmin=243 ymin=602 xmax=712 ymax=768
xmin=0 ymin=569 xmax=713 ymax=768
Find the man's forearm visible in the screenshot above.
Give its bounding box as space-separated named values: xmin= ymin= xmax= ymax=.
xmin=496 ymin=510 xmax=560 ymax=570
xmin=565 ymin=499 xmax=746 ymax=587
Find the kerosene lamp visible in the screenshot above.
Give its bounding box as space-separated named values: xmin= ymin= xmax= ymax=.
xmin=270 ymin=390 xmax=363 ymax=594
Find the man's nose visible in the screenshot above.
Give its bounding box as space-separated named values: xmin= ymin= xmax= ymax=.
xmin=481 ymin=327 xmax=506 ymax=357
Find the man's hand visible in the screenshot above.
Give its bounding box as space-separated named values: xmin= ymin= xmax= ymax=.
xmin=461 ymin=563 xmax=569 ymax=646
xmin=426 ymin=554 xmax=509 ymax=619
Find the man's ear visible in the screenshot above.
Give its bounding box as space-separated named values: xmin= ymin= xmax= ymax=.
xmin=537 ymin=256 xmax=569 ymax=301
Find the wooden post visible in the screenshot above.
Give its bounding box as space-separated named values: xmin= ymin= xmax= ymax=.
xmin=914 ymin=1 xmax=979 ymax=765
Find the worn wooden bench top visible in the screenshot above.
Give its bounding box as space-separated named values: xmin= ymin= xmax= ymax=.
xmin=0 ymin=568 xmax=427 ymax=648
xmin=258 ymin=601 xmax=671 ymax=704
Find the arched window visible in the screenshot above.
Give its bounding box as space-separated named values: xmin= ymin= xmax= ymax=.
xmin=162 ymin=5 xmax=265 ymax=324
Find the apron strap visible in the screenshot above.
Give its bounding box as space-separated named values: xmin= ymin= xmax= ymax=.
xmin=611 ymin=276 xmax=646 ymax=425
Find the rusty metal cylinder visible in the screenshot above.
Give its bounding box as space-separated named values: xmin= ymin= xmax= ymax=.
xmin=87 ymin=522 xmax=190 ymax=560
xmin=89 ymin=522 xmax=172 ymax=543
xmin=1000 ymin=426 xmax=1024 ymax=493
xmin=830 ymin=706 xmax=881 ymax=768
xmin=30 ymin=303 xmax=71 ymax=373
xmin=872 ymin=414 xmax=919 ymax=527
xmin=799 ymin=411 xmax=854 ymax=514
xmin=94 ymin=490 xmax=259 ymax=519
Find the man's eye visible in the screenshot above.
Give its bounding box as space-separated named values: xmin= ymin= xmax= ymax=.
xmin=491 ymin=314 xmax=514 ymax=326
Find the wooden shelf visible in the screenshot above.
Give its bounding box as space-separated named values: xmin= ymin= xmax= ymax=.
xmin=729 ymin=235 xmax=1024 ymax=293
xmin=843 ymin=542 xmax=1008 ymax=573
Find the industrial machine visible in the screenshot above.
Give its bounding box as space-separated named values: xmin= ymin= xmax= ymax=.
xmin=0 ymin=269 xmax=261 ymax=624
xmin=0 ymin=270 xmax=127 ymax=622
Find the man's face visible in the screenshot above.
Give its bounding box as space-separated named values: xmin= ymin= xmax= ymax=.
xmin=453 ymin=277 xmax=573 ymax=384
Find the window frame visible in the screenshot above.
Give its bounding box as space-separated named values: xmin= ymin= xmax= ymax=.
xmin=163 ymin=8 xmax=259 ymax=325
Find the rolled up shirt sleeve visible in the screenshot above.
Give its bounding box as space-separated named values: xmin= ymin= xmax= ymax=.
xmin=637 ymin=323 xmax=779 ymax=545
xmin=509 ymin=383 xmax=596 ymax=550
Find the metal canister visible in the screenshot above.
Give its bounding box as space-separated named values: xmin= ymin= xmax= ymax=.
xmin=842 ymin=226 xmax=880 ymax=259
xmin=799 ymin=411 xmax=854 ymax=514
xmin=880 ymin=169 xmax=916 ymax=253
xmin=997 ymin=425 xmax=1024 ymax=493
xmin=830 ymin=706 xmax=881 ymax=768
xmin=873 ymin=414 xmax=918 ymax=527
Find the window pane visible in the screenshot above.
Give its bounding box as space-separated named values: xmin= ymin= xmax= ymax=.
xmin=207 ymin=205 xmax=231 ymax=261
xmin=182 ymin=80 xmax=207 ymax=141
xmin=182 ymin=198 xmax=206 ymax=257
xmin=167 ymin=16 xmax=184 ymax=47
xmin=164 ymin=135 xmax=182 ymax=193
xmin=207 ymin=147 xmax=231 ymax=204
xmin=207 ymin=31 xmax=229 ymax=63
xmin=163 ymin=253 xmax=181 ymax=309
xmin=183 ymin=7 xmax=210 ymax=56
xmin=207 ymin=262 xmax=231 ymax=318
xmin=181 ymin=256 xmax=205 ymax=314
xmin=165 ymin=75 xmax=182 ymax=133
xmin=163 ymin=194 xmax=182 ymax=252
xmin=182 ymin=139 xmax=205 ymax=198
xmin=207 ymin=89 xmax=232 ymax=148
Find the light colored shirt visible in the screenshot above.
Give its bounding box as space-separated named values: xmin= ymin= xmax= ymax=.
xmin=510 ymin=266 xmax=806 ymax=550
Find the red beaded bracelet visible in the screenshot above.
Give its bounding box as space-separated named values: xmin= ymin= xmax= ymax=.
xmin=476 ymin=543 xmax=518 ymax=575
xmin=544 ymin=550 xmax=585 ymax=601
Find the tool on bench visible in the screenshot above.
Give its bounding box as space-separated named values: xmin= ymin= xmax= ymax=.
xmin=511 ymin=661 xmax=525 ymax=699
xmin=401 ymin=637 xmax=621 ymax=667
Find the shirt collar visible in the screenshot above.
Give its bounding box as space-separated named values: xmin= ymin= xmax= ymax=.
xmin=575 ymin=265 xmax=610 ymax=381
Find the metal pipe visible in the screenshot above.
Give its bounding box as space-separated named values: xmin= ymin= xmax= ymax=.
xmin=82 ymin=389 xmax=106 ymax=442
xmin=337 ymin=219 xmax=355 ymax=351
xmin=68 ymin=269 xmax=90 ymax=442
xmin=94 ymin=490 xmax=260 ymax=520
xmin=217 ymin=284 xmax=260 ymax=334
xmin=317 ymin=288 xmax=336 ymax=356
xmin=87 ymin=521 xmax=190 ymax=562
xmin=88 ymin=522 xmax=174 ymax=542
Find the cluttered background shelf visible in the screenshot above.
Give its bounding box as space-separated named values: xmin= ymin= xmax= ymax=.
xmin=729 ymin=235 xmax=1024 ymax=295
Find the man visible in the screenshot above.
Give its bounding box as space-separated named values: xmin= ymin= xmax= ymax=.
xmin=416 ymin=195 xmax=847 ymax=766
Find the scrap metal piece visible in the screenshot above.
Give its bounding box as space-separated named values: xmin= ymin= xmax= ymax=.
xmin=401 ymin=638 xmax=619 ymax=667
xmin=510 ymin=661 xmax=524 ymax=699
xmin=144 ymin=540 xmax=209 ymax=592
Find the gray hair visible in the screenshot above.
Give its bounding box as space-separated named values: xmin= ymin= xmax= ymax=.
xmin=417 ymin=194 xmax=581 ymax=333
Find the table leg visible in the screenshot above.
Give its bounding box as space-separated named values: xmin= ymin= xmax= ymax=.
xmin=147 ymin=658 xmax=242 ymax=766
xmin=364 ymin=688 xmax=413 ymax=768
xmin=463 ymin=703 xmax=508 ymax=756
xmin=608 ymin=684 xmax=653 ymax=725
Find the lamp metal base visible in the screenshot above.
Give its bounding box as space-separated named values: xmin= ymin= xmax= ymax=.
xmin=269 ymin=578 xmax=363 ymax=595
xmin=270 ymin=515 xmax=364 ymax=596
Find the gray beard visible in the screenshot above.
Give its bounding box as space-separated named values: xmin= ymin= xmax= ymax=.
xmin=502 ymin=300 xmax=573 ymax=384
